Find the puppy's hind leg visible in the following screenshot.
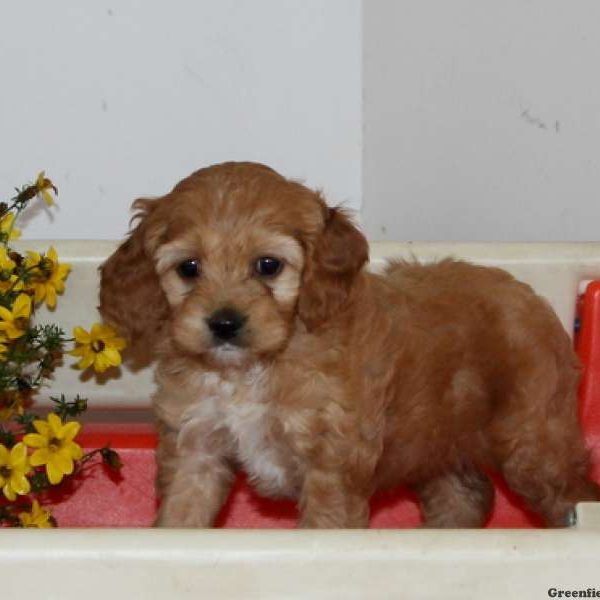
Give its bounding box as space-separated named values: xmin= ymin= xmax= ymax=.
xmin=415 ymin=467 xmax=494 ymax=528
xmin=497 ymin=422 xmax=599 ymax=527
xmin=494 ymin=368 xmax=600 ymax=527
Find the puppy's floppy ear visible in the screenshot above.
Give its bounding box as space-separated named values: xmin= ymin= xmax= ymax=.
xmin=99 ymin=198 xmax=169 ymax=354
xmin=298 ymin=207 xmax=369 ymax=330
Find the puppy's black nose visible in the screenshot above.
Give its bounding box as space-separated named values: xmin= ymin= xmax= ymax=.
xmin=207 ymin=308 xmax=247 ymax=341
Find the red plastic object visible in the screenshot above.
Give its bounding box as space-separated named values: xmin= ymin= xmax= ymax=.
xmin=576 ymin=281 xmax=600 ymax=432
xmin=46 ymin=284 xmax=600 ymax=528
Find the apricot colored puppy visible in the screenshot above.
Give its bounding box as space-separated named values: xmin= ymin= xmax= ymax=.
xmin=100 ymin=162 xmax=598 ymax=528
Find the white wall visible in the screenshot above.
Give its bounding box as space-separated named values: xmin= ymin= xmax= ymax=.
xmin=363 ymin=1 xmax=600 ymax=242
xmin=0 ymin=0 xmax=361 ymax=239
xmin=4 ymin=2 xmax=600 ymax=243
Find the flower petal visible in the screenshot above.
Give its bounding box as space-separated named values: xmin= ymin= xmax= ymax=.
xmin=3 ymin=482 xmax=16 ymax=501
xmin=33 ymin=284 xmax=46 ymax=304
xmin=53 ymin=450 xmax=74 ymax=476
xmin=9 ymin=442 xmax=28 ymax=466
xmin=5 ymin=324 xmax=26 ymax=339
xmin=51 ymin=278 xmax=66 ymax=293
xmin=10 ymin=472 xmax=31 ymax=496
xmin=30 ymin=448 xmax=51 ymax=466
xmin=47 ymin=413 xmax=63 ymax=437
xmin=60 ymin=420 xmax=81 ymax=442
xmin=66 ymin=441 xmax=83 ymax=460
xmin=94 ymin=352 xmax=111 ymax=373
xmin=0 ymin=213 xmax=14 ymax=232
xmin=73 ymin=326 xmax=91 ymax=344
xmin=90 ymin=322 xmax=106 ymax=340
xmin=45 ymin=286 xmax=57 ymax=309
xmin=23 ymin=433 xmax=47 ymax=449
xmin=0 ymin=306 xmax=13 ymax=322
xmin=102 ymin=347 xmax=122 ymax=367
xmin=41 ymin=189 xmax=54 ymax=206
xmin=46 ymin=459 xmax=64 ymax=485
xmin=25 ymin=251 xmax=41 ymax=268
xmin=57 ymin=263 xmax=71 ymax=278
xmin=14 ymin=293 xmax=32 ymax=318
xmin=32 ymin=419 xmax=50 ymax=437
xmin=77 ymin=353 xmax=95 ymax=370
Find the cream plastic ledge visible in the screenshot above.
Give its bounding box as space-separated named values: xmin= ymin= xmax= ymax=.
xmin=19 ymin=239 xmax=600 ymax=412
xmin=2 ymin=503 xmax=600 ymax=599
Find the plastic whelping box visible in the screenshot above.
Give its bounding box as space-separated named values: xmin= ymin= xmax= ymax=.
xmin=3 ymin=241 xmax=600 ymax=599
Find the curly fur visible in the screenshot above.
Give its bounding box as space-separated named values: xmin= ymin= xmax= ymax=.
xmin=99 ymin=161 xmax=598 ymax=528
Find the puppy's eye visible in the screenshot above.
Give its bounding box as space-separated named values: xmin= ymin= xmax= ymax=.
xmin=177 ymin=259 xmax=201 ymax=279
xmin=254 ymin=256 xmax=283 ymax=277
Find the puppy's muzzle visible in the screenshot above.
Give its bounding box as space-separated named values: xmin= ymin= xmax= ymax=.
xmin=206 ymin=308 xmax=247 ymax=343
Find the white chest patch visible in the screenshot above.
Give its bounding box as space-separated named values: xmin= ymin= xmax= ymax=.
xmin=181 ymin=365 xmax=296 ymax=498
xmin=225 ymin=398 xmax=294 ymax=497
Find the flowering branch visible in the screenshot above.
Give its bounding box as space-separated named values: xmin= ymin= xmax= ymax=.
xmin=0 ymin=172 xmax=126 ymax=527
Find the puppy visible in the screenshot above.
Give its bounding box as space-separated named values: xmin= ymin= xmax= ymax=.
xmin=100 ymin=161 xmax=598 ymax=528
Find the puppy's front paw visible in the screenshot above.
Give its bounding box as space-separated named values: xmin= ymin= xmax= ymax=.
xmin=155 ymin=490 xmax=212 ymax=528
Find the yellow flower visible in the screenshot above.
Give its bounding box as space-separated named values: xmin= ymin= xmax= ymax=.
xmin=23 ymin=413 xmax=82 ymax=485
xmin=0 ymin=293 xmax=32 ymax=339
xmin=0 ymin=442 xmax=31 ymax=501
xmin=35 ymin=171 xmax=58 ymax=207
xmin=0 ymin=212 xmax=21 ymax=241
xmin=24 ymin=251 xmax=40 ymax=269
xmin=70 ymin=323 xmax=126 ymax=373
xmin=25 ymin=247 xmax=71 ymax=309
xmin=19 ymin=500 xmax=54 ymax=528
xmin=0 ymin=247 xmax=16 ymax=273
xmin=0 ymin=248 xmax=19 ymax=295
